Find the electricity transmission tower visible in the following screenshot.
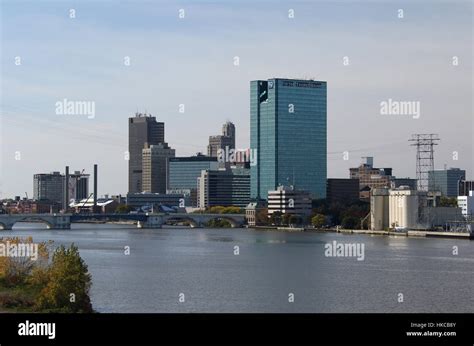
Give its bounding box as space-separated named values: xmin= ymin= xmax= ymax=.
xmin=409 ymin=134 xmax=440 ymax=191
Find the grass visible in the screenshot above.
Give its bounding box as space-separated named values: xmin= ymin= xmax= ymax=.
xmin=0 ymin=277 xmax=41 ymax=312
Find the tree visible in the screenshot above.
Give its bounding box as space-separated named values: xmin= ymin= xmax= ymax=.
xmin=0 ymin=237 xmax=50 ymax=286
xmin=282 ymin=213 xmax=292 ymax=226
xmin=115 ymin=204 xmax=133 ymax=214
xmin=289 ymin=214 xmax=301 ymax=226
xmin=341 ymin=216 xmax=358 ymax=229
xmin=311 ymin=214 xmax=326 ymax=228
xmin=36 ymin=244 xmax=93 ymax=313
xmin=255 ymin=208 xmax=268 ymax=226
xmin=270 ymin=211 xmax=282 ymax=226
xmin=439 ymin=196 xmax=457 ymax=207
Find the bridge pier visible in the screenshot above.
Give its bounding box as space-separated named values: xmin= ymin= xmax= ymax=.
xmin=138 ymin=215 xmax=163 ymax=229
xmin=49 ymin=215 xmax=71 ymax=230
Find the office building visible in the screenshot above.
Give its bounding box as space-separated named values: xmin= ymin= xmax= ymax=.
xmin=128 ymin=113 xmax=165 ymax=193
xmin=392 ymin=178 xmax=417 ymax=190
xmin=457 ymin=191 xmax=474 ymax=218
xmin=267 ymin=185 xmax=312 ymax=219
xmin=67 ymin=171 xmax=90 ymax=202
xmin=33 ymin=172 xmax=64 ymax=204
xmin=168 ymin=155 xmax=218 ymax=206
xmin=197 ymin=168 xmax=250 ymax=209
xmin=350 ymin=157 xmax=393 ymax=200
xmin=250 ymin=78 xmax=327 ymax=200
xmin=326 ymin=178 xmax=360 ymax=205
xmin=126 ymin=192 xmax=184 ymax=209
xmin=458 ymin=180 xmax=474 ymax=196
xmin=142 ymin=143 xmax=175 ymax=194
xmin=428 ymin=168 xmax=466 ymax=197
xmin=207 ymin=121 xmax=236 ymax=158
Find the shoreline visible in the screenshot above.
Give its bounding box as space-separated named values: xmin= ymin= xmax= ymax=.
xmin=6 ymin=221 xmax=472 ymax=240
xmin=250 ymin=225 xmax=473 ymax=240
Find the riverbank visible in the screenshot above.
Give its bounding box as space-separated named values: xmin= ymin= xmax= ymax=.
xmin=251 ymin=225 xmax=473 ymax=239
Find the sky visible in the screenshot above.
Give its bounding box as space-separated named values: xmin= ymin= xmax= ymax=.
xmin=0 ymin=0 xmax=473 ymax=198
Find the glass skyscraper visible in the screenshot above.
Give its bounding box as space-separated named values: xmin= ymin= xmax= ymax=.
xmin=428 ymin=168 xmax=466 ymax=197
xmin=250 ymin=78 xmax=327 ymax=200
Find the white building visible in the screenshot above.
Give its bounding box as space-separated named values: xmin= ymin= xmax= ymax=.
xmin=370 ymin=188 xmax=389 ymax=231
xmin=371 ymin=186 xmax=420 ymax=230
xmin=388 ymin=186 xmax=419 ymax=229
xmin=267 ymin=185 xmax=312 ymax=219
xmin=457 ymin=191 xmax=474 ymax=218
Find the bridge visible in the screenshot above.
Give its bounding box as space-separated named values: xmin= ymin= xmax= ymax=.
xmin=0 ymin=213 xmax=246 ymax=230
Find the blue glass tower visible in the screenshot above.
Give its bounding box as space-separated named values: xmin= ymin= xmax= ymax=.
xmin=250 ymin=78 xmax=327 ymax=200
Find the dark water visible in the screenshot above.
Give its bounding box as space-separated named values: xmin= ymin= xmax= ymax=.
xmin=3 ymin=223 xmax=474 ymax=313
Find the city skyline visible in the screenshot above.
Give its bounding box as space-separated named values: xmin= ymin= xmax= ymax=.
xmin=1 ymin=1 xmax=473 ymax=198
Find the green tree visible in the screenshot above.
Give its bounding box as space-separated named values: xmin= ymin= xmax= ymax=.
xmin=311 ymin=214 xmax=326 ymax=228
xmin=341 ymin=216 xmax=358 ymax=229
xmin=115 ymin=204 xmax=133 ymax=214
xmin=255 ymin=208 xmax=268 ymax=226
xmin=439 ymin=196 xmax=457 ymax=207
xmin=270 ymin=211 xmax=282 ymax=226
xmin=282 ymin=213 xmax=292 ymax=226
xmin=36 ymin=244 xmax=93 ymax=313
xmin=289 ymin=214 xmax=301 ymax=226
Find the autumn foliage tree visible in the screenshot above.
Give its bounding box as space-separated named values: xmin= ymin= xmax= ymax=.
xmin=36 ymin=244 xmax=93 ymax=313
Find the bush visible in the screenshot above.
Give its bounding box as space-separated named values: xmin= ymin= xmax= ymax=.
xmin=35 ymin=244 xmax=93 ymax=313
xmin=341 ymin=216 xmax=359 ymax=229
xmin=311 ymin=214 xmax=326 ymax=228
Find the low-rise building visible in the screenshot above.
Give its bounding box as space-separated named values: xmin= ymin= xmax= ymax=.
xmin=267 ymin=185 xmax=312 ymax=220
xmin=245 ymin=201 xmax=266 ymax=227
xmin=126 ymin=192 xmax=185 ymax=210
xmin=457 ymin=191 xmax=474 ymax=219
xmin=70 ymin=198 xmax=118 ymax=213
xmin=350 ymin=157 xmax=393 ymax=201
xmin=197 ymin=167 xmax=250 ymax=209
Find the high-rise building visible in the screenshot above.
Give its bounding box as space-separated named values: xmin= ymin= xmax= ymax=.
xmin=222 ymin=121 xmax=236 ymax=149
xmin=207 ymin=121 xmax=236 ymax=158
xmin=250 ymin=78 xmax=327 ymax=200
xmin=197 ymin=167 xmax=250 ymax=209
xmin=168 ymin=155 xmax=218 ymax=207
xmin=33 ymin=172 xmax=64 ymax=204
xmin=67 ymin=171 xmax=90 ymax=202
xmin=428 ymin=168 xmax=466 ymax=197
xmin=128 ymin=113 xmax=165 ymax=193
xmin=142 ymin=143 xmax=175 ymax=194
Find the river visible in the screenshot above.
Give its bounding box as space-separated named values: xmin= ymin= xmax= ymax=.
xmin=3 ymin=223 xmax=474 ymax=313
